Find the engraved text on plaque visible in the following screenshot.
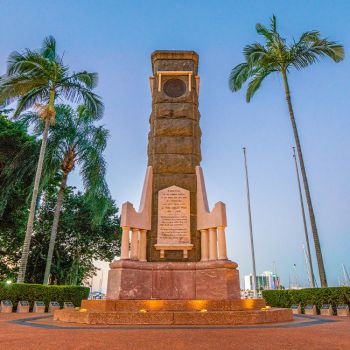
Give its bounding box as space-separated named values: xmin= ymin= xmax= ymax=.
xmin=155 ymin=185 xmax=193 ymax=258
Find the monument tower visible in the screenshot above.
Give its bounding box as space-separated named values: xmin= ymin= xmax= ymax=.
xmin=147 ymin=51 xmax=202 ymax=262
xmin=108 ymin=50 xmax=237 ymax=300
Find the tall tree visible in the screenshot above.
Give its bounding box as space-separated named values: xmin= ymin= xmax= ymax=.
xmin=228 ymin=15 xmax=344 ymax=287
xmin=26 ymin=185 xmax=120 ymax=285
xmin=0 ymin=114 xmax=39 ymax=280
xmin=0 ymin=36 xmax=104 ymax=282
xmin=24 ymin=104 xmax=110 ymax=284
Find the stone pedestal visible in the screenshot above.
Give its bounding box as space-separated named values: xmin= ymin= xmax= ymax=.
xmin=16 ymin=301 xmax=30 ymax=313
xmin=337 ymin=305 xmax=349 ymax=317
xmin=304 ymin=305 xmax=317 ymax=315
xmin=0 ymin=300 xmax=13 ymax=313
xmin=33 ymin=301 xmax=46 ymax=313
xmin=320 ymin=304 xmax=333 ymax=316
xmin=106 ymin=259 xmax=240 ymax=300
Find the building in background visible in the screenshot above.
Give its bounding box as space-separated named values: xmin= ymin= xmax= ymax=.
xmin=244 ymin=271 xmax=281 ymax=291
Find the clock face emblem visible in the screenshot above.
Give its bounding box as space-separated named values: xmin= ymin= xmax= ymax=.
xmin=163 ymin=78 xmax=186 ymax=98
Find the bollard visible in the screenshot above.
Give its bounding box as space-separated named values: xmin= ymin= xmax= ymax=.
xmin=304 ymin=305 xmax=317 ymax=315
xmin=33 ymin=301 xmax=46 ymax=313
xmin=336 ymin=304 xmax=349 ymax=317
xmin=0 ymin=300 xmax=13 ymax=313
xmin=63 ymin=302 xmax=74 ymax=309
xmin=291 ymin=304 xmax=301 ymax=315
xmin=49 ymin=301 xmax=60 ymax=313
xmin=17 ymin=301 xmax=30 ymax=313
xmin=320 ymin=304 xmax=333 ymax=316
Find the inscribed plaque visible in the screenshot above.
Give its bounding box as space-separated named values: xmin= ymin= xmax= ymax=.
xmin=157 ymin=186 xmax=190 ymax=245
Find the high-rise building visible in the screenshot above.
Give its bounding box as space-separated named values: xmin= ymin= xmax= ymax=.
xmin=244 ymin=271 xmax=280 ymax=291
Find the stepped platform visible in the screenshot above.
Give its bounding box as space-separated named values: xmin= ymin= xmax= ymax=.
xmin=53 ymin=299 xmax=293 ymax=325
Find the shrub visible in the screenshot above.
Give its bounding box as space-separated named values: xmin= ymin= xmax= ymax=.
xmin=262 ymin=287 xmax=350 ymax=313
xmin=0 ymin=283 xmax=89 ymax=310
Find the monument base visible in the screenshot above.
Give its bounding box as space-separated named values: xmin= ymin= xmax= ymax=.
xmin=106 ymin=259 xmax=240 ymax=300
xmin=54 ymin=261 xmax=293 ymax=326
xmin=54 ymin=299 xmax=293 ymax=325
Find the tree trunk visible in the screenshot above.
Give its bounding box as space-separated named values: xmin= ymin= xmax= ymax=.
xmin=43 ymin=172 xmax=68 ymax=284
xmin=17 ymin=118 xmax=50 ymax=283
xmin=281 ymin=69 xmax=327 ymax=287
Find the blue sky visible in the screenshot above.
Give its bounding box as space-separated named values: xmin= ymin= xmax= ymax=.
xmin=1 ymin=0 xmax=349 ymax=288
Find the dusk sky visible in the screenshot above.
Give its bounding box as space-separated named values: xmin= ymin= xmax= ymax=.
xmin=1 ymin=0 xmax=349 ymax=289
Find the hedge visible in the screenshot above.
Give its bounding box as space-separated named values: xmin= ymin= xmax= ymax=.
xmin=262 ymin=287 xmax=350 ymax=313
xmin=0 ymin=283 xmax=89 ymax=310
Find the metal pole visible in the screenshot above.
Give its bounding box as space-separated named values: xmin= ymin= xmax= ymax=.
xmin=342 ymin=264 xmax=350 ymax=286
xmin=243 ymin=147 xmax=257 ymax=298
xmin=292 ymin=147 xmax=316 ymax=287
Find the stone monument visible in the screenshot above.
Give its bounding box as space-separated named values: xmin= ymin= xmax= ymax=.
xmin=107 ymin=50 xmax=239 ymax=300
xmin=54 ymin=51 xmax=292 ymax=325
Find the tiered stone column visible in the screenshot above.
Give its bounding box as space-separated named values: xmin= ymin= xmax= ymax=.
xmin=119 ymin=166 xmax=153 ymax=261
xmin=208 ymin=227 xmax=218 ymax=261
xmin=200 ymin=226 xmax=227 ymax=261
xmin=120 ymin=227 xmax=148 ymax=261
xmin=217 ymin=226 xmax=228 ymax=260
xmin=121 ymin=227 xmax=130 ymax=259
xmin=196 ymin=167 xmax=228 ymax=263
xmin=130 ymin=228 xmax=139 ymax=260
xmin=200 ymin=229 xmax=209 ymax=261
xmin=138 ymin=230 xmax=147 ymax=262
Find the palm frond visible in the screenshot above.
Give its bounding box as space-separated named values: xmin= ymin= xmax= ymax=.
xmin=308 ymin=39 xmax=344 ymax=62
xmin=229 ymin=14 xmax=344 ymax=102
xmin=243 ymin=43 xmax=268 ymax=64
xmin=290 ymin=35 xmax=344 ymax=70
xmin=41 ymin=36 xmax=57 ymax=61
xmin=67 ymin=71 xmax=99 ymax=89
xmin=59 ymin=81 xmax=104 ymax=119
xmin=270 ymin=15 xmax=277 ymax=33
xmin=229 ymin=63 xmax=254 ymax=92
xmin=7 ymin=50 xmax=50 ymax=76
xmin=1 ymin=35 xmax=103 ymax=121
xmin=0 ymin=73 xmax=48 ymax=105
xmin=12 ymin=87 xmax=49 ymax=117
xmin=255 ymin=23 xmax=273 ymax=41
xmin=246 ymin=68 xmax=274 ymax=102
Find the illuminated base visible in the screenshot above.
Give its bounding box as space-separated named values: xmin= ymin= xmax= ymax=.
xmin=54 ymin=261 xmax=293 ymax=325
xmin=106 ymin=259 xmax=240 ymax=300
xmin=53 ymin=300 xmax=293 ymax=325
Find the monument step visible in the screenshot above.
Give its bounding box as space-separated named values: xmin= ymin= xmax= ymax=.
xmin=81 ymin=299 xmax=266 ymax=312
xmin=54 ymin=308 xmax=293 ymax=325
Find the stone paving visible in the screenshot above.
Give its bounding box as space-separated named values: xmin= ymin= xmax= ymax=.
xmin=1 ymin=313 xmax=349 ymax=350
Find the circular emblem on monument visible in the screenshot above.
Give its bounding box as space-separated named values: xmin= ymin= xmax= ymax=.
xmin=163 ymin=78 xmax=186 ymax=98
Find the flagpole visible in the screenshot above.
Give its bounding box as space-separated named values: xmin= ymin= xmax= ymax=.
xmin=243 ymin=147 xmax=257 ymax=298
xmin=292 ymin=147 xmax=316 ymax=288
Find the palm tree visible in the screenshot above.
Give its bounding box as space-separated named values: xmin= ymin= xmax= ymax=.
xmin=228 ymin=15 xmax=344 ymax=287
xmin=39 ymin=104 xmax=109 ymax=284
xmin=0 ymin=36 xmax=104 ymax=283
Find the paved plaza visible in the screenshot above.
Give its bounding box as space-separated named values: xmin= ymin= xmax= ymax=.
xmin=1 ymin=313 xmax=349 ymax=350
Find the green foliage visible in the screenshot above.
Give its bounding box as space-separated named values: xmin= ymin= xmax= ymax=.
xmin=0 ymin=35 xmax=103 ymax=119
xmin=262 ymin=287 xmax=350 ymax=312
xmin=0 ymin=282 xmax=89 ymax=309
xmin=229 ymin=15 xmax=344 ymax=102
xmin=0 ymin=114 xmax=38 ymax=214
xmin=25 ymin=185 xmax=120 ymax=285
xmin=0 ymin=107 xmax=119 ymax=285
xmin=42 ymin=104 xmax=110 ymax=223
xmin=0 ymin=115 xmax=39 ymax=279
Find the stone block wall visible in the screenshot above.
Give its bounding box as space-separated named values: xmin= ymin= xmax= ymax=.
xmin=147 ymin=51 xmax=201 ymax=262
